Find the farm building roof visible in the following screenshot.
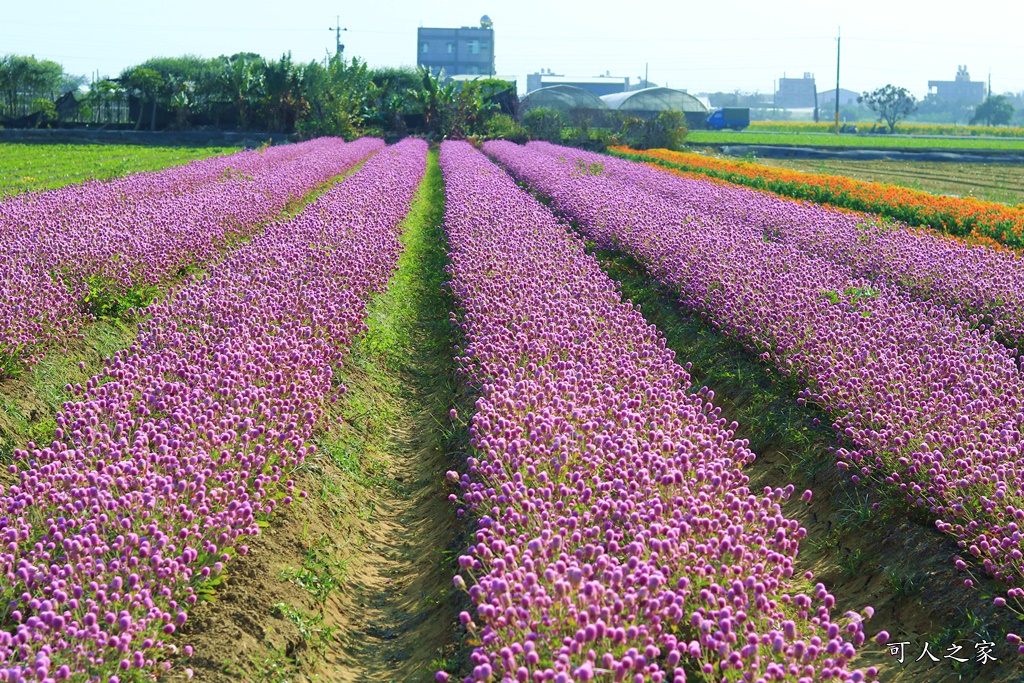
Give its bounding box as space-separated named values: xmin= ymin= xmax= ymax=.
xmin=601 ymin=87 xmax=709 ymax=114
xmin=519 ymin=85 xmax=610 ymax=112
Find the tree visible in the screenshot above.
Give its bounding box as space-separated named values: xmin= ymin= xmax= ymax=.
xmin=261 ymin=53 xmax=307 ymax=133
xmin=217 ymin=54 xmax=266 ymax=130
xmin=0 ymin=55 xmax=68 ymax=118
xmin=123 ymin=67 xmax=163 ymax=130
xmin=29 ymin=98 xmax=57 ymax=128
xmin=914 ymin=93 xmax=975 ymax=125
xmin=407 ymin=67 xmax=457 ymax=136
xmin=859 ymin=85 xmax=917 ymax=133
xmin=296 ymin=56 xmax=373 ymax=139
xmin=971 ymin=95 xmax=1015 ymax=126
xmin=620 ymin=111 xmax=688 ymax=150
xmin=132 ymin=55 xmax=220 ymax=128
xmin=363 ymin=67 xmax=420 ymax=134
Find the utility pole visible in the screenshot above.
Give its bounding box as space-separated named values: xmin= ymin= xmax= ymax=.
xmin=645 ymin=62 xmax=649 ymax=88
xmin=988 ymin=68 xmax=992 ymax=99
xmin=835 ymin=27 xmax=841 ymax=134
xmin=329 ymin=16 xmax=347 ymax=59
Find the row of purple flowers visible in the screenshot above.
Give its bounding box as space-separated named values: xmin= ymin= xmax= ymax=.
xmin=439 ymin=140 xmax=875 ymax=683
xmin=576 ymin=143 xmax=1024 ymax=356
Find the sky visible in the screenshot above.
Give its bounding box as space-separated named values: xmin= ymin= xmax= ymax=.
xmin=3 ymin=0 xmax=1023 ymax=99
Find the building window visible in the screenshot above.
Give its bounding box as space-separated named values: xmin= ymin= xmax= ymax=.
xmin=447 ymin=42 xmax=454 ymax=54
xmin=421 ymin=42 xmax=429 ymax=54
xmin=468 ymin=40 xmax=480 ymax=55
xmin=480 ymin=40 xmax=490 ymax=51
xmin=467 ymin=66 xmax=479 ymax=75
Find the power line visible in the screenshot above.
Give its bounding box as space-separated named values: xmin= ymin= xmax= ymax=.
xmin=4 ymin=15 xmax=1023 ymax=49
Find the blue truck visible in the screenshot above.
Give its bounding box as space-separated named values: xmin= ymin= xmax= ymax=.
xmin=705 ymin=107 xmax=750 ymax=131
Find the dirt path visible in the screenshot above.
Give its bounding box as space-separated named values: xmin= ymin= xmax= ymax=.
xmin=322 ymin=148 xmax=462 ymax=683
xmin=183 ymin=149 xmax=465 ymax=683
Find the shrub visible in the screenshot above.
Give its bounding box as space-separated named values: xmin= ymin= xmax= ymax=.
xmin=521 ymin=107 xmax=564 ymax=143
xmin=620 ymin=110 xmax=688 ymax=150
xmin=484 ymin=113 xmax=529 ymax=144
xmin=560 ymin=127 xmax=619 ymax=153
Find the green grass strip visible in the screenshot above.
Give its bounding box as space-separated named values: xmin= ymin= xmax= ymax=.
xmin=0 ymin=143 xmax=239 ymax=196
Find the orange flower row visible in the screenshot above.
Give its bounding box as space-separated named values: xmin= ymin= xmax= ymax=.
xmin=610 ymin=146 xmax=1024 ymax=247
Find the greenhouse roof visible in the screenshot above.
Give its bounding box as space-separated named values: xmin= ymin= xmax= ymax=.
xmin=601 ymin=87 xmax=709 ymax=113
xmin=520 ymin=85 xmax=610 ymax=112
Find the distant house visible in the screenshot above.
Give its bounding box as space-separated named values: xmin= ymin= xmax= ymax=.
xmin=928 ymin=65 xmax=985 ymax=105
xmin=417 ymin=16 xmax=495 ymax=77
xmin=775 ymin=73 xmax=817 ymax=109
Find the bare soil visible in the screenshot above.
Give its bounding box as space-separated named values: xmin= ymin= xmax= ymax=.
xmin=180 ymin=358 xmax=464 ymax=683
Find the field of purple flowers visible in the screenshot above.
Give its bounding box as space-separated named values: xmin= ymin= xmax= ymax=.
xmin=439 ymin=140 xmax=875 ymax=683
xmin=0 ymin=137 xmax=382 ymax=379
xmin=485 ymin=139 xmax=1024 ymax=628
xmin=6 ymin=134 xmax=1024 ymax=682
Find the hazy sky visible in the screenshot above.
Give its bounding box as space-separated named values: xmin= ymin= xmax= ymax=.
xmin=4 ymin=0 xmax=1022 ymax=98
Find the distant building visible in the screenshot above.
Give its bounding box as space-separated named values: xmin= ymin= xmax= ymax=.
xmin=775 ymin=73 xmax=817 ymax=109
xmin=928 ymin=65 xmax=985 ymax=105
xmin=526 ymin=70 xmax=629 ymax=97
xmin=417 ymin=16 xmax=495 ymax=77
xmin=628 ymin=78 xmax=658 ymax=92
xmin=818 ymin=88 xmax=860 ymax=108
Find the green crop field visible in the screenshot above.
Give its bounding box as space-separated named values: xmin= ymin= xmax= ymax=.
xmin=0 ymin=143 xmax=239 ymax=195
xmin=736 ymin=156 xmax=1024 ymax=206
xmin=687 ymin=130 xmax=1024 ymax=151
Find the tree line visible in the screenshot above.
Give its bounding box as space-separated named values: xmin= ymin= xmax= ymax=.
xmin=0 ymin=55 xmax=85 ymax=120
xmin=859 ymin=84 xmax=1017 ymax=133
xmin=0 ymin=51 xmax=690 ymax=151
xmin=0 ymin=51 xmax=518 ymax=139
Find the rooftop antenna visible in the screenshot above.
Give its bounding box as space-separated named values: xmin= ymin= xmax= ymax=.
xmin=329 ymin=16 xmax=348 ymax=58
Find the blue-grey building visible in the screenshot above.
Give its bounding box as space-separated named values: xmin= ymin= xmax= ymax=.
xmin=928 ymin=65 xmax=986 ymax=105
xmin=417 ymin=16 xmax=495 ymax=77
xmin=775 ymin=73 xmax=817 ymax=109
